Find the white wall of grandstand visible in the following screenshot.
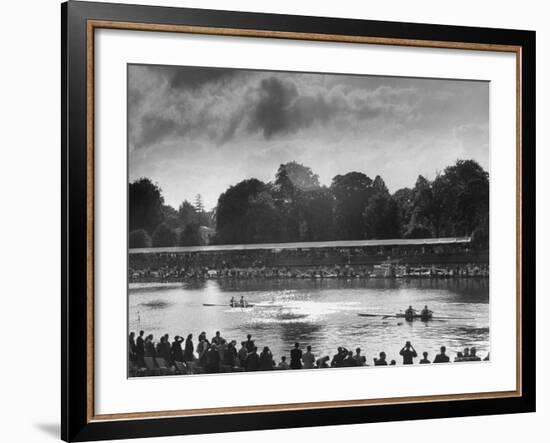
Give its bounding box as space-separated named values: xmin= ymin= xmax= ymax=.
xmin=129 ymin=237 xmax=489 ymax=281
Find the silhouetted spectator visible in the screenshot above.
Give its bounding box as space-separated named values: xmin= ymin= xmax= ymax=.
xmin=245 ymin=347 xmax=260 ymax=371
xmin=399 ymin=341 xmax=417 ymax=365
xmin=183 ymin=334 xmax=194 ymax=361
xmin=259 ymin=346 xmax=274 ymax=370
xmin=290 ymin=342 xmax=303 ymax=369
xmin=206 ymin=344 xmax=220 ymax=373
xmin=171 ymin=335 xmax=184 ymax=362
xmin=374 ymin=352 xmax=388 ymax=366
xmin=245 ymin=334 xmax=255 ymax=353
xmin=419 ymin=351 xmax=431 ymax=364
xmin=433 ymin=346 xmax=450 ymax=363
xmin=136 ymin=330 xmax=145 ymax=366
xmin=303 ymin=345 xmax=315 ymax=369
xmin=277 ymin=356 xmax=290 ymax=370
xmin=128 ymin=332 xmax=137 ymax=364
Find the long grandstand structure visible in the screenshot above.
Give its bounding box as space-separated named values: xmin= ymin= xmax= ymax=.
xmin=129 ymin=236 xmax=472 ymax=255
xmin=129 ymin=237 xmax=488 ymax=280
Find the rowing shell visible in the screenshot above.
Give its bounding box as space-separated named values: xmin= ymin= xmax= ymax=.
xmin=358 ymin=313 xmax=474 ymax=320
xmin=202 ymin=303 xmax=282 ymax=308
xmin=203 ymin=303 xmax=255 ymax=308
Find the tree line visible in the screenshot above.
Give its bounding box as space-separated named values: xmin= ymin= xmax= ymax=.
xmin=129 ymin=159 xmax=489 ymax=249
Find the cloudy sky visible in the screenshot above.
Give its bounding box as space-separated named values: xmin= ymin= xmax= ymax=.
xmin=128 ymin=64 xmax=489 ymax=210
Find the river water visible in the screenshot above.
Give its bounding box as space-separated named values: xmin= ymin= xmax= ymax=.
xmin=129 ymin=278 xmax=489 ymax=365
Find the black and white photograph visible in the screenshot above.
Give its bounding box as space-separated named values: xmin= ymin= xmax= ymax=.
xmin=127 ymin=64 xmax=490 ymax=377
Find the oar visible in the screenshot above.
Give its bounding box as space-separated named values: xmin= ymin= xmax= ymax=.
xmin=357 ymin=313 xmax=396 ymax=318
xmin=432 ymin=315 xmax=475 ymax=320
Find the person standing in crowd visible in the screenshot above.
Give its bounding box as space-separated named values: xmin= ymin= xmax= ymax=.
xmin=197 ymin=334 xmax=208 ymax=357
xmin=198 ymin=331 xmax=208 ymax=344
xmin=433 ymin=346 xmax=450 ymax=363
xmin=290 ymin=342 xmax=303 ymax=369
xmin=399 ymin=341 xmax=417 ymax=364
xmin=316 ymin=356 xmax=330 ymax=368
xmin=238 ymin=341 xmax=249 ymax=367
xmin=171 ymin=335 xmax=184 ymax=362
xmin=245 ymin=334 xmax=255 ymax=353
xmin=342 ymin=350 xmax=356 ymax=367
xmin=259 ymin=346 xmax=274 ymax=370
xmin=468 ymin=347 xmax=481 ymax=361
xmin=128 ymin=332 xmax=136 ymax=365
xmin=419 ymin=351 xmax=431 ymax=364
xmin=277 ymin=356 xmax=290 ymax=370
xmin=199 ymin=342 xmax=210 ymax=367
xmin=302 ymin=345 xmax=315 ymax=369
xmin=331 ymin=347 xmax=346 ymax=367
xmin=135 ymin=330 xmax=145 ymax=366
xmin=183 ymin=333 xmax=194 ymax=362
xmin=223 ymin=341 xmax=236 ymax=367
xmin=212 ymin=331 xmax=223 ymax=345
xmin=144 ymin=334 xmax=156 ymax=357
xmin=374 ymin=351 xmax=388 ymax=366
xmin=206 ymin=344 xmax=220 ymax=373
xmin=245 ymin=347 xmax=260 ymax=371
xmin=354 ymin=347 xmax=366 ymax=366
xmin=156 ymin=335 xmax=171 ymax=364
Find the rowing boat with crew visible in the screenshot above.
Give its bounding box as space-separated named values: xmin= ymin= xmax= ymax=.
xmin=358 ymin=305 xmax=474 ymax=322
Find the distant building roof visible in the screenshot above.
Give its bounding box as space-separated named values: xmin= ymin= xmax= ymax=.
xmin=129 ymin=237 xmax=471 ymax=254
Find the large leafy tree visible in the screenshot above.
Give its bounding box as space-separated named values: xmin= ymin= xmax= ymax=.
xmin=363 ymin=194 xmax=401 ymax=239
xmin=438 ymin=159 xmax=489 ymax=236
xmin=409 ymin=175 xmax=442 ymax=237
xmin=274 ymin=162 xmax=321 ymax=241
xmin=274 ymin=161 xmax=320 ymax=198
xmin=129 ymin=229 xmax=151 ymax=249
xmin=178 ymin=200 xmax=198 ymax=227
xmin=162 ymin=205 xmax=179 ymax=229
xmin=178 ymin=222 xmax=204 ymax=246
xmin=214 ymin=178 xmax=271 ymax=244
xmin=241 ymin=190 xmax=285 ymax=243
xmin=393 ymin=187 xmax=414 ymax=234
xmin=151 ymin=222 xmax=177 ymax=247
xmin=300 ymin=187 xmax=335 ymax=241
xmin=407 ymin=160 xmax=489 ymax=240
xmin=330 ymin=172 xmax=374 ymax=239
xmin=129 ymin=178 xmax=165 ymax=234
xmin=372 ymin=175 xmax=390 ymax=196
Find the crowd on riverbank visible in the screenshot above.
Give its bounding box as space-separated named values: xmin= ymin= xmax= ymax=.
xmin=129 ymin=263 xmax=489 ymax=283
xmin=128 ymin=330 xmax=489 ymax=377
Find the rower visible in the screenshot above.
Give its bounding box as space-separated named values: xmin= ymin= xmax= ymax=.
xmin=230 ymin=296 xmax=236 ymax=307
xmin=420 ymin=305 xmax=433 ymax=321
xmin=405 ymin=305 xmax=416 ymax=321
xmin=239 ymin=296 xmax=247 ymax=308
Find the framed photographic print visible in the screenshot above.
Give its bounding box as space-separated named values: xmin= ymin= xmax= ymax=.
xmin=61 ymin=1 xmax=535 ymax=441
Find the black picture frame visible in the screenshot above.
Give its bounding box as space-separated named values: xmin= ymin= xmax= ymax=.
xmin=61 ymin=1 xmax=536 ymax=441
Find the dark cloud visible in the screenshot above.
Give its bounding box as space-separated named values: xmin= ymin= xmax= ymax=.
xmin=166 ymin=66 xmax=237 ymax=91
xmin=247 ymin=77 xmax=346 ymax=139
xmin=247 ymin=77 xmax=299 ymax=138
